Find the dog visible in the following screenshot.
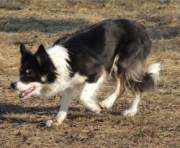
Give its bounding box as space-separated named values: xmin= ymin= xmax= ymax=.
xmin=11 ymin=19 xmax=161 ymax=126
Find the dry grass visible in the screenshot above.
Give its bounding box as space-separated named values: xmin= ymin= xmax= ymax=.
xmin=0 ymin=0 xmax=180 ymax=148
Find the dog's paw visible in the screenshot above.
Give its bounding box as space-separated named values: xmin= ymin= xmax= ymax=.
xmin=99 ymin=99 xmax=114 ymax=109
xmin=55 ymin=112 xmax=67 ymax=124
xmin=46 ymin=119 xmax=63 ymax=127
xmin=53 ymin=121 xmax=62 ymax=126
xmin=121 ymin=109 xmax=137 ymax=116
xmin=46 ymin=114 xmax=65 ymax=127
xmin=85 ymin=103 xmax=101 ymax=113
xmin=93 ymin=104 xmax=101 ymax=113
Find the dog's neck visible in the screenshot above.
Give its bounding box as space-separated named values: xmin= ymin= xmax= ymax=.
xmin=46 ymin=45 xmax=71 ymax=93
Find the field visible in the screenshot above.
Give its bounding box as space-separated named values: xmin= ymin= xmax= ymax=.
xmin=0 ymin=0 xmax=180 ymax=147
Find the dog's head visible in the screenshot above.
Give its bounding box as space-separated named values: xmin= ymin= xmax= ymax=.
xmin=11 ymin=43 xmax=57 ymax=99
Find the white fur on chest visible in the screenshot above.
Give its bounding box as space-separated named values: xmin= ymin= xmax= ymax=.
xmin=47 ymin=45 xmax=71 ymax=92
xmin=46 ymin=45 xmax=87 ymax=93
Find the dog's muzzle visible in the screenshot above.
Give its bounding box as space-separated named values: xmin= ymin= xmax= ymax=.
xmin=11 ymin=81 xmax=17 ymax=89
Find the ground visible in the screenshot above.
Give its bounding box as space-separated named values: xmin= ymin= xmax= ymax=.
xmin=0 ymin=0 xmax=180 ymax=148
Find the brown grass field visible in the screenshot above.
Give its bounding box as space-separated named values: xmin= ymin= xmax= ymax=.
xmin=0 ymin=0 xmax=180 ymax=147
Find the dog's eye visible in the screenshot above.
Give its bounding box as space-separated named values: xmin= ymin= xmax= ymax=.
xmin=25 ymin=69 xmax=34 ymax=77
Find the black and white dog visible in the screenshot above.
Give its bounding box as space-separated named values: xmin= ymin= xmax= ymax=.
xmin=11 ymin=19 xmax=161 ymax=125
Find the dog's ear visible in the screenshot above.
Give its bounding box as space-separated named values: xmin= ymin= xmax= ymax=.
xmin=35 ymin=44 xmax=49 ymax=65
xmin=35 ymin=45 xmax=56 ymax=77
xmin=20 ymin=43 xmax=31 ymax=55
xmin=20 ymin=43 xmax=32 ymax=63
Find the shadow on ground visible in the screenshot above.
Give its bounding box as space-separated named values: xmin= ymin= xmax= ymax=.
xmin=0 ymin=17 xmax=89 ymax=33
xmin=0 ymin=103 xmax=126 ymax=124
xmin=0 ymin=103 xmax=58 ymax=115
xmin=141 ymin=16 xmax=180 ymax=39
xmin=147 ymin=26 xmax=180 ymax=39
xmin=0 ymin=103 xmax=88 ymax=124
xmin=0 ymin=16 xmax=179 ymax=40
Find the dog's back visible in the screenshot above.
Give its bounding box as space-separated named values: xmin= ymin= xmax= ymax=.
xmin=55 ymin=19 xmax=155 ymax=89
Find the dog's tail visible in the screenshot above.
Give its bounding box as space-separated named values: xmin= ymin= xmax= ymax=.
xmin=123 ymin=63 xmax=161 ymax=92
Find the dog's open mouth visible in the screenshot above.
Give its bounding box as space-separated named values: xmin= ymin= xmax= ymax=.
xmin=18 ymin=86 xmax=36 ymax=98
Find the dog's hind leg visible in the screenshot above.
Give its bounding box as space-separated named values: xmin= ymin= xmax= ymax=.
xmin=122 ymin=91 xmax=141 ymax=116
xmin=79 ymin=76 xmax=104 ymax=113
xmin=100 ymin=78 xmax=124 ymax=109
xmin=55 ymin=88 xmax=76 ymax=124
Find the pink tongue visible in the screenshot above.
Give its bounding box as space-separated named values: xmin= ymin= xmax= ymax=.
xmin=23 ymin=88 xmax=32 ymax=94
xmin=19 ymin=86 xmax=35 ymax=98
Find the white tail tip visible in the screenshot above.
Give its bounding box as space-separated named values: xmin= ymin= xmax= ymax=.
xmin=148 ymin=63 xmax=161 ymax=82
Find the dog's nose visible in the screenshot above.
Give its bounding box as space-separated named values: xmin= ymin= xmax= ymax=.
xmin=11 ymin=82 xmax=17 ymax=89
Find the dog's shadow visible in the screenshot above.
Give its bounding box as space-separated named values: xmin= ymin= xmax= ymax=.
xmin=0 ymin=103 xmax=87 ymax=125
xmin=0 ymin=103 xmax=97 ymax=125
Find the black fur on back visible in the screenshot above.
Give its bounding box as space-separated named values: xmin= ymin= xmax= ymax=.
xmin=55 ymin=19 xmax=155 ymax=92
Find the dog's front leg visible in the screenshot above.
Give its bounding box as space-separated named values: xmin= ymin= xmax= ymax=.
xmin=79 ymin=76 xmax=104 ymax=113
xmin=55 ymin=88 xmax=76 ymax=125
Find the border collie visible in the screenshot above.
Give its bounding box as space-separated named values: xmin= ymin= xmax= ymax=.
xmin=11 ymin=19 xmax=161 ymax=126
